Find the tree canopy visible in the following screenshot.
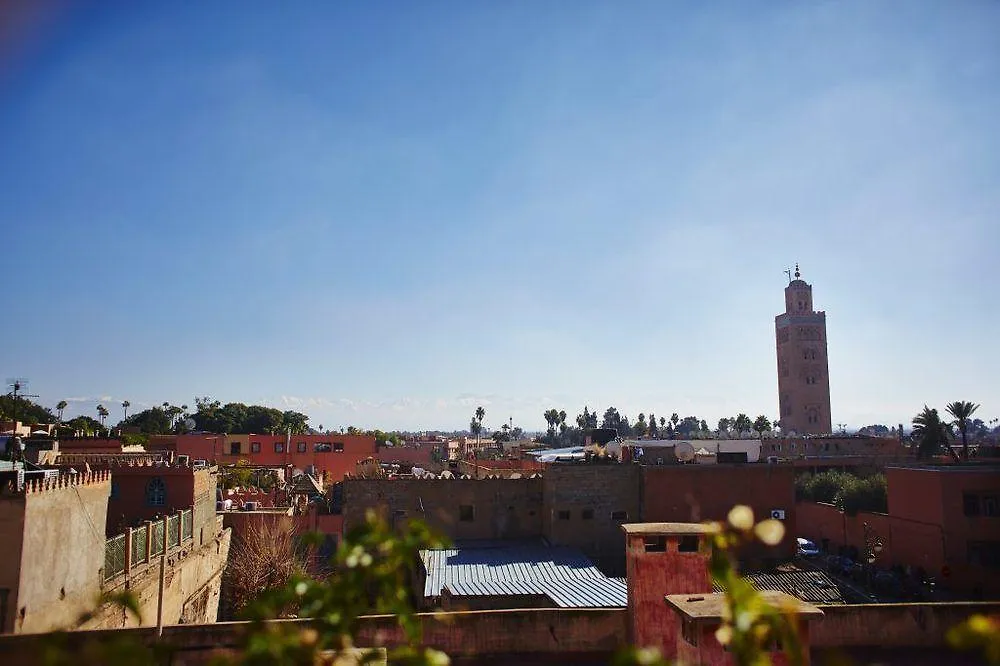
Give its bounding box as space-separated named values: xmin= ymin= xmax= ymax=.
xmin=912 ymin=406 xmax=958 ymax=461
xmin=0 ymin=394 xmax=54 ymax=424
xmin=190 ymin=397 xmax=310 ymax=435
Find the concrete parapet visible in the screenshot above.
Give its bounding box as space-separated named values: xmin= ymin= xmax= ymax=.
xmin=23 ymin=470 xmax=111 ymax=495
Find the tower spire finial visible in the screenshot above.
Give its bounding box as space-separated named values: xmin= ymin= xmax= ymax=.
xmin=794 ymin=263 xmax=800 ymax=279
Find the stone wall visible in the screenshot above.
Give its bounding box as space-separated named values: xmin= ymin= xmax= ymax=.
xmin=1 ymin=602 xmax=996 ymax=664
xmin=0 ymin=491 xmax=26 ymax=633
xmin=343 ymin=477 xmax=544 ymax=541
xmin=811 ymin=602 xmax=1000 ymax=648
xmin=81 ymin=523 xmax=231 ymax=631
xmin=14 ymin=473 xmax=110 ymax=634
xmin=643 ymin=464 xmax=797 ymax=559
xmin=542 ymin=465 xmax=641 ymax=574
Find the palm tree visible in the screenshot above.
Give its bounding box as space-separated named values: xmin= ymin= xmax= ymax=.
xmin=912 ymin=406 xmax=958 ymax=461
xmin=946 ymin=401 xmax=980 ymax=461
xmin=122 ymin=400 xmax=130 ymax=422
xmin=96 ymin=404 xmax=109 ymax=428
xmin=734 ymin=413 xmax=752 ymax=437
xmin=56 ymin=400 xmax=67 ymax=423
xmin=753 ymin=415 xmax=771 ymax=440
xmin=475 ymin=406 xmax=485 ymax=448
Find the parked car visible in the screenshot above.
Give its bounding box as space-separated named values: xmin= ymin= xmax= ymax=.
xmin=797 ymin=537 xmax=821 ymax=557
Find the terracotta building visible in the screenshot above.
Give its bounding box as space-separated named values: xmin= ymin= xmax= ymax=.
xmin=775 ymin=265 xmax=832 ymax=435
xmin=344 ymin=464 xmax=798 ymax=576
xmin=625 ymin=522 xmax=824 ymax=664
xmin=796 ymin=464 xmax=1000 ymax=598
xmin=175 ymin=433 xmax=377 ymax=483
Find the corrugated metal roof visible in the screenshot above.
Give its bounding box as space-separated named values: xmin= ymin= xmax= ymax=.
xmin=714 ymin=569 xmax=844 ymax=604
xmin=536 ymin=577 xmax=627 ymax=608
xmin=442 ymin=577 xmax=628 ymax=608
xmin=420 ymin=544 xmax=625 ymax=607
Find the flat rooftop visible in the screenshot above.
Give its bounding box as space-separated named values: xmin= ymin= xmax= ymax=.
xmin=886 ymin=464 xmax=1000 ymax=473
xmin=620 ymin=522 xmax=717 ymax=536
xmin=665 ymin=591 xmax=824 ymax=623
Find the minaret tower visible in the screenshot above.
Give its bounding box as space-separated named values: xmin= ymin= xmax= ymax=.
xmin=775 ymin=264 xmax=832 ymax=434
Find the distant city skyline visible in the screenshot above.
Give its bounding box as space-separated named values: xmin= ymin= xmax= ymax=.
xmin=2 ymin=3 xmax=998 ymax=432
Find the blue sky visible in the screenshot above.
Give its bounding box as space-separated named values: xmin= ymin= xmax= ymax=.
xmin=2 ymin=2 xmax=998 ymax=432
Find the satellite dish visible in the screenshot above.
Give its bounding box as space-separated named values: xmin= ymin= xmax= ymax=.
xmin=183 ymin=418 xmax=197 ymax=431
xmin=675 ymin=442 xmax=695 ymax=462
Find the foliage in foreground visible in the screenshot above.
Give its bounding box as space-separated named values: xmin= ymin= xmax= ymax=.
xmin=36 ymin=506 xmax=1000 ymax=666
xmin=233 ymin=510 xmax=448 ymax=665
xmin=616 ymin=506 xmax=805 ymax=666
xmin=948 ymin=614 xmax=1000 ymax=665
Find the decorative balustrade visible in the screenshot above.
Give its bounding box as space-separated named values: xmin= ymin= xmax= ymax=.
xmin=103 ymin=507 xmax=195 ymax=582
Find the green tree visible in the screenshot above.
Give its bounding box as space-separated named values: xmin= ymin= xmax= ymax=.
xmin=635 ymin=413 xmax=648 ymax=437
xmin=64 ymin=415 xmax=103 ymax=435
xmin=96 ymin=404 xmax=108 ymax=427
xmin=282 ymin=410 xmax=310 ymax=435
xmin=648 ymin=412 xmax=658 ymax=437
xmin=56 ymin=400 xmax=68 ymax=423
xmin=753 ymin=415 xmax=771 ymax=439
xmin=670 ymin=413 xmax=679 ymax=428
xmin=733 ymin=413 xmax=752 ymax=437
xmin=0 ymin=394 xmax=54 ymax=424
xmin=717 ymin=417 xmax=731 ymax=436
xmin=122 ymin=407 xmax=172 ymax=434
xmin=946 ymin=400 xmax=980 ymax=461
xmin=543 ymin=408 xmax=561 ymax=443
xmin=121 ymin=400 xmax=130 ymax=423
xmin=602 ymin=406 xmax=626 ymax=434
xmin=474 ymin=406 xmax=485 ymax=448
xmin=912 ymin=406 xmax=957 ymax=460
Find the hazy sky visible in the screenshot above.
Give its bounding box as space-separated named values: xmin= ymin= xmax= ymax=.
xmin=2 ymin=2 xmax=998 ymax=432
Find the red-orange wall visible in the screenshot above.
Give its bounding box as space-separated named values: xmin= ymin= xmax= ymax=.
xmin=106 ymin=467 xmax=195 ymax=535
xmin=626 ymin=532 xmax=711 ymax=658
xmin=176 ymin=433 xmax=377 ymax=482
xmin=57 ymin=438 xmax=124 ymax=454
xmin=643 ymin=465 xmax=797 ymax=559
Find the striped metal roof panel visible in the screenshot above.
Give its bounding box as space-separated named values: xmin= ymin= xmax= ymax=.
xmin=714 ymin=569 xmax=844 ymax=604
xmin=441 ymin=574 xmax=628 ymax=608
xmin=536 ymin=577 xmax=628 ymax=608
xmin=420 ymin=545 xmax=612 ymax=603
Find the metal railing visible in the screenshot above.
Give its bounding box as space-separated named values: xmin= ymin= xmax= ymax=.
xmin=131 ymin=524 xmax=148 ymax=566
xmin=182 ymin=509 xmax=193 ymax=540
xmin=104 ymin=534 xmax=126 ymax=581
xmin=150 ymin=521 xmax=165 ymax=557
xmin=103 ymin=507 xmax=196 ymax=583
xmin=167 ymin=514 xmax=180 ymax=548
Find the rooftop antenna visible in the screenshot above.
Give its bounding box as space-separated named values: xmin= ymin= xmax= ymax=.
xmin=784 ymin=268 xmax=792 ymax=284
xmin=5 ymin=378 xmax=39 ymax=435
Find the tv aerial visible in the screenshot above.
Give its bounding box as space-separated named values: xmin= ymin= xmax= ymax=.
xmin=4 ymin=378 xmax=38 ymax=452
xmin=6 ymin=377 xmax=39 ymax=409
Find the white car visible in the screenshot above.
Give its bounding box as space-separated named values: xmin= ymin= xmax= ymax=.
xmin=797 ymin=537 xmax=821 ymax=557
